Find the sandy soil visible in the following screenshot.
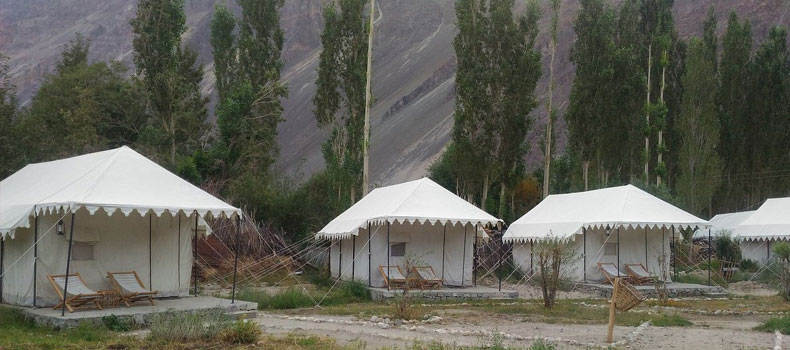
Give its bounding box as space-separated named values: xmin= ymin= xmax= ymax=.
xmin=255 ymin=309 xmax=785 ymax=350
xmin=729 ymin=281 xmax=779 ymax=297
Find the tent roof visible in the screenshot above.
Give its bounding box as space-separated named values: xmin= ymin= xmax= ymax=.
xmin=731 ymin=198 xmax=790 ymax=241
xmin=692 ymin=211 xmax=755 ymax=239
xmin=316 ymin=177 xmax=501 ymax=239
xmin=0 ymin=146 xmax=241 ymax=238
xmin=503 ymin=184 xmax=709 ymax=242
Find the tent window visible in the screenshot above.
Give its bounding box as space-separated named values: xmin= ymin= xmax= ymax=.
xmin=390 ymin=242 xmax=406 ymax=257
xmin=603 ymin=243 xmax=617 ymax=256
xmin=71 ymin=243 xmax=94 ymax=261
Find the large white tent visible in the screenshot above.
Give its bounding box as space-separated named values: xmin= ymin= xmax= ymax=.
xmin=317 ymin=178 xmax=501 ymax=288
xmin=0 ymin=146 xmax=241 ymax=307
xmin=703 ymin=198 xmax=790 ymax=265
xmin=503 ymin=185 xmax=709 ymax=282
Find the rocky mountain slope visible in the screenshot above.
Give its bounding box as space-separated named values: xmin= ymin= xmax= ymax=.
xmin=1 ymin=0 xmax=788 ymax=185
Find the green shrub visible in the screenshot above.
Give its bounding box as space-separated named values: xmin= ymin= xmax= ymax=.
xmin=0 ymin=306 xmax=34 ymax=330
xmin=325 ymin=281 xmax=371 ymax=305
xmin=239 ymin=287 xmax=315 ymax=310
xmin=714 ymin=234 xmax=742 ymax=264
xmin=529 ymin=339 xmax=557 ymax=350
xmin=221 ymin=320 xmax=261 ymax=344
xmin=149 ymin=309 xmax=232 ymax=341
xmin=740 ymin=259 xmax=759 ymax=272
xmin=755 ymin=316 xmax=790 ymax=334
xmin=101 ymin=315 xmax=131 ymax=332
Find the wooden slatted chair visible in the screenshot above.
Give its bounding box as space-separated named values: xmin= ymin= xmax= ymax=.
xmin=410 ymin=266 xmax=442 ymax=289
xmin=625 ymin=263 xmax=656 ymax=285
xmin=598 ymin=262 xmax=629 ymax=285
xmin=106 ymin=271 xmax=158 ymax=307
xmin=379 ymin=265 xmax=407 ymax=289
xmin=47 ymin=273 xmax=103 ymax=312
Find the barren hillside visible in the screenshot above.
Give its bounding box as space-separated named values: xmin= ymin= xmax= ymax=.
xmin=1 ymin=0 xmax=788 ymax=185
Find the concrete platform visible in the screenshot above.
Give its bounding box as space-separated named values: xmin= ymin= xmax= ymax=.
xmin=21 ymin=296 xmax=258 ymax=329
xmin=578 ymin=282 xmax=727 ymax=298
xmin=369 ymin=286 xmax=518 ymax=300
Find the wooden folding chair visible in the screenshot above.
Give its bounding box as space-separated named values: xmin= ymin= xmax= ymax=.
xmin=410 ymin=266 xmax=443 ymax=289
xmin=598 ymin=262 xmax=629 ymax=285
xmin=625 ymin=263 xmax=655 ymax=285
xmin=47 ymin=273 xmax=103 ymax=312
xmin=379 ymin=265 xmax=407 ymax=289
xmin=106 ymin=271 xmax=158 ymax=307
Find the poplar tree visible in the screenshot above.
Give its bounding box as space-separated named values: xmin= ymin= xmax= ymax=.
xmin=542 ymin=0 xmax=561 ymax=198
xmin=314 ymin=0 xmax=369 ymax=207
xmin=676 ymin=38 xmax=721 ymax=217
xmin=131 ymin=0 xmax=207 ymax=165
xmin=0 ymin=53 xmax=19 ymax=178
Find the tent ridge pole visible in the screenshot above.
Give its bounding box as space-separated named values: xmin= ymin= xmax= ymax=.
xmin=62 ymin=212 xmax=76 ymax=316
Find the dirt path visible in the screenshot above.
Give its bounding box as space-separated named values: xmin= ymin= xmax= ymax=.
xmin=256 ymin=311 xmax=785 ymax=350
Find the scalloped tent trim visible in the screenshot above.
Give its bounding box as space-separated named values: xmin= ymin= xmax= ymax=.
xmin=502 ymin=222 xmax=706 ymax=243
xmin=315 ymin=216 xmax=499 ymax=240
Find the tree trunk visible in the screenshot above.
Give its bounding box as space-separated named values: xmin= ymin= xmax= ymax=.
xmin=481 ymin=173 xmax=490 ymax=210
xmin=498 ymin=183 xmax=507 ymax=219
xmin=583 ymin=160 xmax=590 ymax=191
xmin=543 ymin=21 xmax=557 ymax=199
xmin=644 ymin=44 xmax=652 ymax=184
xmin=657 ymin=63 xmax=666 ymax=186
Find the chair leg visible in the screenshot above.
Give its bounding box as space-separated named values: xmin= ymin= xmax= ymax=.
xmin=149 ymin=295 xmax=156 ymax=306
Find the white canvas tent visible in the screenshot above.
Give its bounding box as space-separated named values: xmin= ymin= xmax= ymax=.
xmin=316 ymin=178 xmax=501 ymax=288
xmin=704 ymin=198 xmax=790 ymax=265
xmin=503 ymin=185 xmax=709 ymax=282
xmin=0 ymin=146 xmax=241 ymax=308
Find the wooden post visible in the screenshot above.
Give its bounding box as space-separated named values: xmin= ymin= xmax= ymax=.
xmin=607 ymin=278 xmax=620 ymax=343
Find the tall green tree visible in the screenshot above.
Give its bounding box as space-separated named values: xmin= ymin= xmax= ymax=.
xmin=676 ymin=38 xmax=721 ymax=217
xmin=452 ymin=0 xmax=541 ymax=215
xmin=209 ymin=1 xmax=287 ymax=195
xmin=703 ymin=7 xmax=718 ymax=72
xmin=542 ymin=0 xmax=561 ymax=198
xmin=131 ymin=0 xmax=207 ymax=165
xmin=0 ymin=52 xmax=20 ymax=178
xmin=716 ymin=12 xmax=753 ymax=210
xmin=314 ymin=0 xmax=370 ymax=208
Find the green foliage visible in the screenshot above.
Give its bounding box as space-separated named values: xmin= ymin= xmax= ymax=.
xmin=0 ymin=52 xmax=21 ymax=178
xmin=755 ymin=316 xmax=790 ymax=334
xmin=148 ymin=309 xmax=233 ymax=341
xmin=676 ymin=38 xmax=722 ymax=217
xmin=714 ymin=234 xmax=742 ymax=263
xmin=740 ymin=259 xmax=758 ymax=272
xmin=131 ymin=0 xmax=207 ymax=165
xmin=238 ymin=287 xmax=315 ymax=310
xmin=529 ymin=339 xmax=556 ymax=350
xmin=101 ymin=315 xmax=131 ymax=332
xmin=314 ymin=0 xmax=370 ymax=208
xmin=773 ymin=242 xmax=790 ymax=301
xmin=221 ymin=320 xmax=262 ymax=344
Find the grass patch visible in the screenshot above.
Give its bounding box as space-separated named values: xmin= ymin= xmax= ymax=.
xmin=238 ymin=280 xmax=371 ymax=310
xmin=755 ymin=316 xmax=790 ymax=334
xmin=149 ymin=309 xmax=233 ymax=341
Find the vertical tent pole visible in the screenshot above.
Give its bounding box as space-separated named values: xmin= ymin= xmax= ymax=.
xmin=178 ymin=212 xmax=181 ymax=291
xmin=662 ymin=227 xmax=666 ymax=280
xmin=194 ymin=211 xmax=198 ymax=296
xmin=530 ymin=240 xmax=534 ymax=276
xmin=339 ymin=239 xmax=342 ymax=279
xmin=616 ymin=226 xmax=621 ymax=277
xmin=1 ymin=234 xmax=4 ymax=304
xmin=441 ymin=223 xmax=446 ymax=283
xmin=232 ymin=215 xmax=241 ymax=304
xmin=386 ymin=221 xmax=390 ymax=290
xmin=498 ymin=233 xmax=502 ymax=291
xmin=368 ymin=222 xmax=372 ymax=287
xmin=33 ymin=210 xmax=38 ymax=307
xmin=352 ymin=233 xmax=356 ymax=281
xmin=583 ymin=227 xmax=587 ymax=282
xmin=673 ymin=226 xmax=678 ymax=278
xmin=328 ymin=240 xmax=332 ymax=278
xmin=462 ymin=224 xmax=468 ymax=287
xmin=768 ymin=240 xmax=771 ymax=264
xmin=62 ymin=212 xmax=76 ymax=316
xmin=149 ymin=212 xmax=152 ymax=289
xmin=708 ymin=227 xmax=711 ymax=286
xmin=645 ymin=227 xmax=648 ymax=272
xmin=473 ymin=223 xmax=478 ymax=286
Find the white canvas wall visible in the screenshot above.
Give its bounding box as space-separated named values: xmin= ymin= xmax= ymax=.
xmin=1 ymin=208 xmax=195 ymax=306
xmin=329 ymin=221 xmax=476 ymax=287
xmin=512 ymin=227 xmax=672 ymax=282
xmin=740 ymin=240 xmax=771 ymax=265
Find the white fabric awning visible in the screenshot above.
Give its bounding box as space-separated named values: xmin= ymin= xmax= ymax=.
xmin=731 ymin=198 xmax=790 ymax=242
xmin=0 ymin=146 xmax=241 ymax=238
xmin=692 ymin=210 xmax=755 ymax=239
xmin=316 ymin=177 xmax=501 ymax=239
xmin=503 ymin=184 xmax=709 ymax=243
